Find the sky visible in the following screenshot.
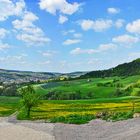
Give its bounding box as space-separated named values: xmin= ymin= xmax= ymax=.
xmin=0 ymin=0 xmax=140 ymax=73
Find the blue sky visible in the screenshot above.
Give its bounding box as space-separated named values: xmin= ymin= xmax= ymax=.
xmin=0 ymin=0 xmax=140 ymax=72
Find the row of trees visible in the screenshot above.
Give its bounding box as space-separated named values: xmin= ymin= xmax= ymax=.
xmin=43 ymin=91 xmax=93 ymax=100
xmin=81 ymin=58 xmax=140 ymax=78
xmin=97 ymin=82 xmax=123 ymax=88
xmin=0 ymin=83 xmax=18 ymax=96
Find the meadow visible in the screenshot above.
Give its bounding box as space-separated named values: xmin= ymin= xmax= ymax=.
xmin=0 ymin=96 xmax=19 ymax=117
xmin=26 ymin=96 xmax=139 ymax=123
xmin=34 ymin=75 xmax=140 ymax=99
xmin=0 ymin=75 xmax=140 ymax=123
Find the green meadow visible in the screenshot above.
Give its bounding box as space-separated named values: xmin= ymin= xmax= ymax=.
xmin=34 ymin=75 xmax=140 ymax=99
xmin=0 ymin=75 xmax=140 ymax=123
xmin=0 ymin=96 xmax=19 ymax=117
xmin=29 ymin=96 xmax=140 ymax=120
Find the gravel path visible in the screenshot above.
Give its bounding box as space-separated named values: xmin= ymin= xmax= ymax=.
xmin=1 ymin=116 xmax=140 ymax=140
xmin=54 ymin=119 xmax=140 ymax=140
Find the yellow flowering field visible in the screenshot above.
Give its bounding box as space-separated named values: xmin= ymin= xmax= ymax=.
xmin=31 ymin=97 xmax=140 ymax=120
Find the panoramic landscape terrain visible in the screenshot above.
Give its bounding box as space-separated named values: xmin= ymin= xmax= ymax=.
xmin=0 ymin=0 xmax=140 ymax=140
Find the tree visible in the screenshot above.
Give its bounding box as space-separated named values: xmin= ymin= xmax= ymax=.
xmin=19 ymin=85 xmax=40 ymax=118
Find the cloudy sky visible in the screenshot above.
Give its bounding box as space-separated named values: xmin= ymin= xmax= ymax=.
xmin=0 ymin=0 xmax=140 ymax=72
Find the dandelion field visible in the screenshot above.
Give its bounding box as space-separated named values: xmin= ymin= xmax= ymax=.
xmin=30 ymin=96 xmax=140 ymax=121
xmin=0 ymin=96 xmax=19 ymax=117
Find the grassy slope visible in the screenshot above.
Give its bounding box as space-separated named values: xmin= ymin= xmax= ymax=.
xmin=0 ymin=75 xmax=140 ymax=120
xmin=28 ymin=75 xmax=140 ymax=121
xmin=34 ymin=75 xmax=140 ymax=98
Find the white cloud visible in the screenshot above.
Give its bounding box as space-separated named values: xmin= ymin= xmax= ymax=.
xmin=0 ymin=0 xmax=25 ymax=21
xmin=12 ymin=12 xmax=38 ymax=30
xmin=0 ymin=42 xmax=10 ymax=50
xmin=42 ymin=50 xmax=57 ymax=57
xmin=73 ymin=33 xmax=82 ymax=38
xmin=112 ymin=34 xmax=139 ymax=44
xmin=59 ymin=15 xmax=68 ymax=24
xmin=39 ymin=0 xmax=81 ymax=15
xmin=12 ymin=11 xmax=51 ymax=46
xmin=70 ymin=43 xmax=117 ymax=55
xmin=70 ymin=48 xmax=97 ymax=55
xmin=79 ymin=19 xmax=113 ymax=32
xmin=0 ymin=54 xmax=27 ymax=66
xmin=38 ymin=60 xmax=51 ymax=65
xmin=62 ymin=29 xmax=75 ymax=35
xmin=115 ymin=19 xmax=125 ymax=28
xmin=63 ymin=39 xmax=81 ymax=45
xmin=98 ymin=43 xmax=117 ymax=51
xmin=0 ymin=28 xmax=8 ymax=39
xmin=107 ymin=8 xmax=120 ymax=14
xmin=17 ymin=33 xmax=50 ymax=46
xmin=126 ymin=19 xmax=140 ymax=34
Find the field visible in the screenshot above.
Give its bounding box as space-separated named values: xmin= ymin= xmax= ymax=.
xmin=34 ymin=75 xmax=140 ymax=99
xmin=21 ymin=96 xmax=138 ymax=123
xmin=0 ymin=75 xmax=140 ymax=123
xmin=0 ymin=96 xmax=19 ymax=117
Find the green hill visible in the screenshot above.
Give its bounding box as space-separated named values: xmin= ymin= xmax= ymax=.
xmin=81 ymin=58 xmax=140 ymax=78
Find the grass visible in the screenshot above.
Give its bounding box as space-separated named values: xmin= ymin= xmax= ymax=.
xmin=0 ymin=96 xmax=19 ymax=117
xmin=1 ymin=75 xmax=140 ymax=124
xmin=34 ymin=75 xmax=140 ymax=99
xmin=28 ymin=96 xmax=140 ymax=123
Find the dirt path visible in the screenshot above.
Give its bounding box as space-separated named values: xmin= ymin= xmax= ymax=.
xmin=0 ymin=117 xmax=55 ymax=140
xmin=1 ymin=116 xmax=140 ymax=140
xmin=54 ymin=119 xmax=140 ymax=140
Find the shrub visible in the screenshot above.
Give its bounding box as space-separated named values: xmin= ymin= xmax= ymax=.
xmin=50 ymin=114 xmax=96 ymax=124
xmin=102 ymin=111 xmax=133 ymax=121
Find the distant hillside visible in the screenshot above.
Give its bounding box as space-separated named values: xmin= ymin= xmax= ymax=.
xmin=0 ymin=69 xmax=87 ymax=83
xmin=81 ymin=58 xmax=140 ymax=78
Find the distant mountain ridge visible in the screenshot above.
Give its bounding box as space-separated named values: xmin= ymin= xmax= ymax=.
xmin=0 ymin=69 xmax=87 ymax=83
xmin=1 ymin=58 xmax=140 ymax=83
xmin=81 ymin=58 xmax=140 ymax=78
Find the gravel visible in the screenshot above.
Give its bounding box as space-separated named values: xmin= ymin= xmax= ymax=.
xmin=1 ymin=117 xmax=140 ymax=140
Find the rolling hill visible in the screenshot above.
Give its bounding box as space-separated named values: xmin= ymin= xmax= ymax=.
xmin=0 ymin=69 xmax=87 ymax=83
xmin=81 ymin=58 xmax=140 ymax=78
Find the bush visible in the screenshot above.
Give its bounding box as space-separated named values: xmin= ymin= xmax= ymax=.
xmin=131 ymin=89 xmax=140 ymax=96
xmin=114 ymin=89 xmax=124 ymax=97
xmin=50 ymin=114 xmax=96 ymax=124
xmin=101 ymin=111 xmax=133 ymax=121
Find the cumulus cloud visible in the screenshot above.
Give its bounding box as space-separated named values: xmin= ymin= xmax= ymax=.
xmin=0 ymin=28 xmax=8 ymax=39
xmin=38 ymin=60 xmax=51 ymax=65
xmin=79 ymin=19 xmax=113 ymax=32
xmin=12 ymin=11 xmax=51 ymax=46
xmin=126 ymin=19 xmax=140 ymax=34
xmin=73 ymin=33 xmax=82 ymax=38
xmin=63 ymin=39 xmax=81 ymax=45
xmin=115 ymin=19 xmax=125 ymax=28
xmin=0 ymin=0 xmax=25 ymax=21
xmin=62 ymin=29 xmax=75 ymax=35
xmin=59 ymin=15 xmax=68 ymax=24
xmin=0 ymin=54 xmax=27 ymax=66
xmin=42 ymin=50 xmax=57 ymax=57
xmin=39 ymin=0 xmax=81 ymax=15
xmin=98 ymin=43 xmax=117 ymax=51
xmin=0 ymin=42 xmax=10 ymax=50
xmin=70 ymin=48 xmax=97 ymax=55
xmin=112 ymin=34 xmax=139 ymax=44
xmin=107 ymin=7 xmax=120 ymax=14
xmin=70 ymin=43 xmax=117 ymax=55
